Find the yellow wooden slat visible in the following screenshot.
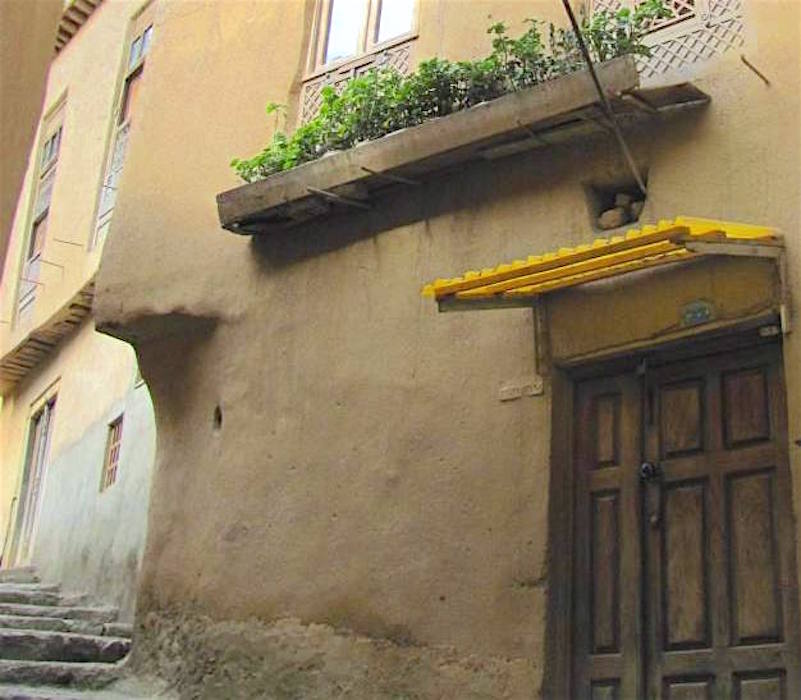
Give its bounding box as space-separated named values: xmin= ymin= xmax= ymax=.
xmin=456 ymin=240 xmax=682 ymax=299
xmin=504 ymin=249 xmax=696 ymax=298
xmin=675 ymin=216 xmax=778 ymax=241
xmin=422 ymin=217 xmax=783 ymax=302
xmin=427 ymin=221 xmax=693 ymax=299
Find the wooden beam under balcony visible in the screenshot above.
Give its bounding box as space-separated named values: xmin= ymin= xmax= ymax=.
xmin=0 ymin=281 xmax=94 ymax=394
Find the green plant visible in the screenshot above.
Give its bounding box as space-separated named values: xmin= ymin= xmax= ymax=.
xmin=231 ymin=2 xmax=670 ymax=182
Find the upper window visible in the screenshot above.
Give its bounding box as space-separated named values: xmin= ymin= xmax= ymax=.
xmin=119 ymin=23 xmax=153 ymax=128
xmin=93 ymin=15 xmax=154 ymax=248
xmin=40 ymin=127 xmax=62 ymax=173
xmin=314 ymin=0 xmax=416 ymax=70
xmin=16 ymin=102 xmax=65 ymax=323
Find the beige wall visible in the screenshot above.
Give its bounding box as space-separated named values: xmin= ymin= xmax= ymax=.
xmin=0 ymin=318 xmax=156 ymax=618
xmin=0 ymin=0 xmax=158 ymax=616
xmin=0 ymin=0 xmax=139 ymax=356
xmin=0 ymin=320 xmax=136 ymax=555
xmin=0 ymin=0 xmax=62 ymax=271
xmin=1 ymin=0 xmax=141 ymax=540
xmin=94 ymin=0 xmax=801 ymax=696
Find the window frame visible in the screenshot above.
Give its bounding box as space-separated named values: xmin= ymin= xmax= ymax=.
xmin=5 ymin=390 xmax=58 ymax=566
xmin=91 ymin=5 xmax=154 ymax=250
xmin=14 ymin=97 xmax=66 ymax=324
xmin=29 ymin=124 xmax=62 ymax=255
xmin=306 ymin=0 xmax=419 ymax=78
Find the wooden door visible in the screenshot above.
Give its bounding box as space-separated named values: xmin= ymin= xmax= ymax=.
xmin=9 ymin=398 xmax=56 ymax=566
xmin=574 ymin=371 xmax=644 ymax=698
xmin=572 ymin=344 xmax=800 ymax=699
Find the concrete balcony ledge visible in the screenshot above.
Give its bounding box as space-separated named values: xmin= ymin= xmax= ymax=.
xmin=216 ymin=55 xmax=709 ymax=237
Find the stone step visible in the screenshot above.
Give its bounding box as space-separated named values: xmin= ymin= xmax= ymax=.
xmin=0 ymin=586 xmax=56 ymax=595
xmin=0 ymin=606 xmax=116 ymax=625
xmin=0 ymin=677 xmax=164 ymax=699
xmin=0 ymin=592 xmax=60 ymax=608
xmin=0 ymin=685 xmax=87 ymax=699
xmin=0 ymin=618 xmax=102 ymax=637
xmin=50 ymin=598 xmax=86 ymax=611
xmin=0 ymin=660 xmax=120 ymax=689
xmin=0 ymin=570 xmax=39 ymax=586
xmin=0 ymin=685 xmax=128 ymax=699
xmin=0 ymin=630 xmax=130 ymax=664
xmin=100 ymin=624 xmax=131 ymax=640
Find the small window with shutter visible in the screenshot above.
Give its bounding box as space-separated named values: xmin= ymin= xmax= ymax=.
xmin=100 ymin=415 xmax=124 ymax=492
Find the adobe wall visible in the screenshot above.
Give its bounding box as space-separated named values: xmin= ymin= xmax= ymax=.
xmin=95 ymin=0 xmax=801 ymax=695
xmin=0 ymin=0 xmax=61 ymax=269
xmin=0 ymin=0 xmax=144 ymax=547
xmin=0 ymin=319 xmax=156 ymax=620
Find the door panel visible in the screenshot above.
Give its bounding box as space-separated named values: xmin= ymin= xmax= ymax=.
xmin=727 ymin=469 xmax=782 ymax=645
xmin=574 ymin=375 xmax=642 ymax=698
xmin=662 ymin=479 xmax=709 ymax=650
xmin=573 ymin=344 xmax=800 ymax=699
xmin=9 ymin=398 xmax=56 ymax=565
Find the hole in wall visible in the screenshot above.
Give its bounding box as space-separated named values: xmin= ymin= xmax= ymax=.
xmin=213 ymin=405 xmax=223 ymax=431
xmin=584 ymin=173 xmax=648 ymax=232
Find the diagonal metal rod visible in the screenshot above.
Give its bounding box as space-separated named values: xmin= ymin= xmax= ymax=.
xmin=560 ymin=0 xmax=647 ymax=196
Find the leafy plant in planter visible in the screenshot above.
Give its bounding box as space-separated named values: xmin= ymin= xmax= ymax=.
xmin=231 ymin=0 xmax=670 ymax=183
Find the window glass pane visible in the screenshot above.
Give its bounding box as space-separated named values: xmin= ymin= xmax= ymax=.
xmin=41 ymin=138 xmax=51 ymax=169
xmin=324 ymin=0 xmax=367 ymax=64
xmin=120 ymin=70 xmax=143 ymax=124
xmin=141 ymin=25 xmax=153 ymax=56
xmin=52 ymin=127 xmax=62 ymax=160
xmin=29 ymin=214 xmax=48 ymax=260
xmin=34 ymin=168 xmax=55 ymax=219
xmin=129 ymin=35 xmax=143 ymax=68
xmin=41 ymin=129 xmax=60 ymax=170
xmin=377 ymin=0 xmax=414 ymax=43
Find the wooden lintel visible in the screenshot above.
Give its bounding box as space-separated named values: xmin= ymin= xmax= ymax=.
xmin=437 ymin=296 xmax=536 ymax=313
xmin=682 ymin=240 xmax=784 ymax=258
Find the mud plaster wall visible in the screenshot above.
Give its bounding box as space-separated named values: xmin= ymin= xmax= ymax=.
xmin=0 ymin=320 xmax=156 ymax=620
xmin=94 ymin=0 xmax=801 ymax=696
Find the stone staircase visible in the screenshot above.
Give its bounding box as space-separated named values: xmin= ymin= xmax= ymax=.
xmin=0 ymin=567 xmax=133 ymax=699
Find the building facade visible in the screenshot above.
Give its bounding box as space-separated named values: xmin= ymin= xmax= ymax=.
xmin=0 ymin=0 xmax=156 ymax=622
xmin=17 ymin=0 xmax=796 ymax=697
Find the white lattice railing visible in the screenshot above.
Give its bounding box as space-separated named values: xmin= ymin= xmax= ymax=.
xmin=591 ymin=0 xmax=745 ymax=79
xmin=300 ymin=38 xmax=413 ymax=123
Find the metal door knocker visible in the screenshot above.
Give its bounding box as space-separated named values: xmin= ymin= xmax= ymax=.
xmin=639 ymin=461 xmax=662 ymax=482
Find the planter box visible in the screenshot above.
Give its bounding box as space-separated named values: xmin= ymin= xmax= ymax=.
xmin=216 ymin=55 xmax=708 ymax=236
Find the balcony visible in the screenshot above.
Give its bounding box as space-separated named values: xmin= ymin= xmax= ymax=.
xmin=216 ymin=55 xmax=708 ymax=237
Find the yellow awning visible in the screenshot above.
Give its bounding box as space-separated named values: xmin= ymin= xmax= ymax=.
xmin=423 ymin=217 xmax=782 ymax=308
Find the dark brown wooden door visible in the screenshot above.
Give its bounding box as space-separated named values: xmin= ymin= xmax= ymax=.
xmin=572 ymin=344 xmax=800 ymax=699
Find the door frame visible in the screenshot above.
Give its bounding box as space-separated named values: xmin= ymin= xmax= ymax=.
xmin=6 ymin=391 xmax=58 ymax=567
xmin=543 ymin=324 xmax=796 ymax=698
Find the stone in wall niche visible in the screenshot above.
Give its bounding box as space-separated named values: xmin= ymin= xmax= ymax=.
xmin=584 ymin=175 xmax=648 ymax=232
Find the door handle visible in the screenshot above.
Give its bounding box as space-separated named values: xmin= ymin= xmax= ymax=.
xmin=640 ymin=462 xmax=662 ymax=529
xmin=639 ymin=461 xmax=662 ymax=482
